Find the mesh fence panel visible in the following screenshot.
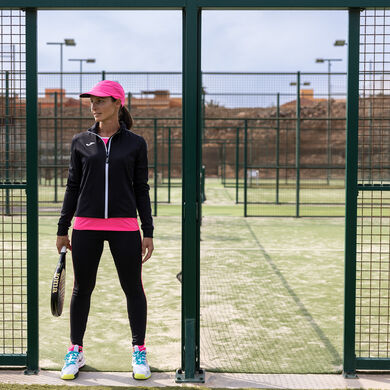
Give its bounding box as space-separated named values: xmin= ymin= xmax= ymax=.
xmin=356 ymin=8 xmax=390 ymax=360
xmin=202 ymin=72 xmax=347 ymax=216
xmin=37 ymin=71 xmax=348 ymax=217
xmin=0 ymin=9 xmax=27 ymax=355
xmin=37 ymin=72 xmax=182 ymax=214
xmin=200 ymin=71 xmax=345 ymax=372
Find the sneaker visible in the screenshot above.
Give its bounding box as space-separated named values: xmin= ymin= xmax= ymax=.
xmin=132 ymin=345 xmax=151 ymax=380
xmin=60 ymin=344 xmax=86 ymax=380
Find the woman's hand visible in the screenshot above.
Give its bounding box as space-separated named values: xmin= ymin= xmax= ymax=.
xmin=142 ymin=237 xmax=154 ymax=263
xmin=56 ymin=235 xmax=71 ymax=254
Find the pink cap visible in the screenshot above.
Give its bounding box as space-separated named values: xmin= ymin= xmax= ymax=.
xmin=80 ymin=80 xmax=125 ymax=106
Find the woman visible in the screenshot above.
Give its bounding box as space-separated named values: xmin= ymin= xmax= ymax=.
xmin=56 ymin=80 xmax=154 ymax=381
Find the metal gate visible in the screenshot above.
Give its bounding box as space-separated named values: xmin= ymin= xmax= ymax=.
xmin=1 ymin=1 xmax=390 ymax=381
xmin=0 ymin=9 xmax=38 ymax=373
xmin=344 ymin=7 xmax=390 ymax=376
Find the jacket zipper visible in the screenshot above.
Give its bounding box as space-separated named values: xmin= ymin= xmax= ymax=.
xmin=89 ymin=130 xmax=118 ymax=219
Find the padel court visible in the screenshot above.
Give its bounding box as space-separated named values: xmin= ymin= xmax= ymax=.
xmin=0 ymin=1 xmax=390 ymax=382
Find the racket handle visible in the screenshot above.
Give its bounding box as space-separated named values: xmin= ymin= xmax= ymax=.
xmin=60 ymin=246 xmax=67 ymax=253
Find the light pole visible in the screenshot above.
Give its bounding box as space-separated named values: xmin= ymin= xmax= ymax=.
xmin=316 ymin=57 xmax=342 ymax=184
xmin=68 ymin=58 xmax=96 ymax=95
xmin=289 ymin=81 xmax=311 ymax=86
xmin=288 ymin=80 xmax=310 ymax=185
xmin=46 ymin=39 xmax=76 ymax=97
xmin=46 ymin=39 xmax=76 ymax=186
xmin=68 ymin=58 xmax=96 ymax=132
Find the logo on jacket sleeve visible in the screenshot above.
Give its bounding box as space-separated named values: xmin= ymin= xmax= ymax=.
xmin=86 ymin=142 xmax=95 ymax=147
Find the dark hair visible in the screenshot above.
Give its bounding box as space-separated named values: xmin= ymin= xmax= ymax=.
xmin=111 ymin=97 xmax=133 ymax=129
xmin=119 ymin=105 xmax=133 ymax=129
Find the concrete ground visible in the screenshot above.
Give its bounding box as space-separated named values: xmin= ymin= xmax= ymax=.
xmin=2 ymin=371 xmax=390 ymax=389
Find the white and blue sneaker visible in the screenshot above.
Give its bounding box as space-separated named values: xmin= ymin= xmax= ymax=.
xmin=132 ymin=345 xmax=151 ymax=380
xmin=60 ymin=344 xmax=86 ymax=380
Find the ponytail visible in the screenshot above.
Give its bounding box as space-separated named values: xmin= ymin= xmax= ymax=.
xmin=111 ymin=97 xmax=133 ymax=129
xmin=119 ymin=105 xmax=133 ymax=130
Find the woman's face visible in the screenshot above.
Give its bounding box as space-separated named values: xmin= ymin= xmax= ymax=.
xmin=90 ymin=96 xmax=120 ymax=122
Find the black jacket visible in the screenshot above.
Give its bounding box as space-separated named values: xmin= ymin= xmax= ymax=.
xmin=57 ymin=122 xmax=154 ymax=237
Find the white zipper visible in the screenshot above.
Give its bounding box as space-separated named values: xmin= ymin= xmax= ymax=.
xmin=89 ymin=130 xmax=118 ymax=219
xmin=105 ymin=139 xmax=112 ymax=218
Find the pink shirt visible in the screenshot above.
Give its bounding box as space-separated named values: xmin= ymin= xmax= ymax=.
xmin=73 ymin=137 xmax=139 ymax=232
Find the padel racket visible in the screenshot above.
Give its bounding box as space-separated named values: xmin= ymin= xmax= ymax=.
xmin=51 ymin=246 xmax=67 ymax=317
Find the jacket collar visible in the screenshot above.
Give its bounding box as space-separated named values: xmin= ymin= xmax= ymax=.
xmin=88 ymin=121 xmax=128 ymax=135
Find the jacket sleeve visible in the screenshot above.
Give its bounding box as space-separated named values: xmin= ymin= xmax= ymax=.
xmin=133 ymin=137 xmax=154 ymax=238
xmin=57 ymin=136 xmax=82 ymax=236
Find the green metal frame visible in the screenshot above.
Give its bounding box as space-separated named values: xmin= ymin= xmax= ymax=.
xmin=1 ymin=0 xmax=386 ymax=381
xmin=176 ymin=3 xmax=204 ymax=382
xmin=1 ymin=0 xmax=390 ymax=7
xmin=26 ymin=8 xmax=39 ymax=374
xmin=295 ymin=72 xmax=301 ymax=218
xmin=343 ymin=8 xmax=360 ymax=378
xmin=0 ymin=8 xmax=39 ymax=373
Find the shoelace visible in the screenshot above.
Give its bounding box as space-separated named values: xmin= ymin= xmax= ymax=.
xmin=133 ymin=350 xmax=146 ymax=365
xmin=64 ymin=351 xmax=79 ymax=366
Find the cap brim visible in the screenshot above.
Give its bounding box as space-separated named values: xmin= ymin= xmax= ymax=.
xmin=79 ymin=91 xmax=109 ymax=98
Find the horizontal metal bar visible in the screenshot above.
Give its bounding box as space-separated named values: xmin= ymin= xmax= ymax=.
xmin=0 ymin=354 xmax=27 ymax=366
xmin=198 ymin=0 xmax=386 ymax=8
xmin=356 ymin=358 xmax=390 ymax=370
xmin=2 ymin=0 xmax=389 ymax=8
xmin=249 ymin=165 xmax=345 ymax=169
xmin=0 ymin=183 xmax=27 ymax=189
xmin=0 ymin=1 xmax=185 ymax=8
xmin=36 ymin=71 xmax=348 ymax=76
xmin=358 ymin=184 xmax=390 ymax=191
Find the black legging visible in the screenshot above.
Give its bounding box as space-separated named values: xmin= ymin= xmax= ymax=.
xmin=70 ymin=229 xmax=146 ymax=347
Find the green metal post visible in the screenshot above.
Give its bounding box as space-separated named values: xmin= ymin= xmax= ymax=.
xmin=222 ymin=142 xmax=226 ymax=185
xmin=25 ymin=8 xmax=39 ymax=374
xmin=54 ymin=91 xmax=58 ymax=203
xmin=296 ymin=72 xmax=301 ymax=218
xmin=168 ymin=127 xmax=171 ymax=203
xmin=368 ymin=99 xmax=372 ymax=182
xmin=5 ymin=71 xmax=10 ymax=215
xmin=244 ymin=119 xmax=248 ymax=217
xmin=326 ymin=61 xmax=331 ymax=185
xmin=201 ymin=165 xmax=206 ymax=203
xmin=101 ymin=70 xmax=106 ymax=80
xmin=128 ymin=92 xmax=132 ymax=112
xmin=176 ymin=3 xmax=204 ymax=383
xmin=276 ymin=93 xmax=280 ymax=204
xmin=235 ymin=127 xmax=239 ymax=204
xmin=154 ymin=118 xmax=158 ymax=217
xmin=79 ymin=62 xmax=82 ymax=136
xmin=343 ymin=7 xmax=360 ymax=379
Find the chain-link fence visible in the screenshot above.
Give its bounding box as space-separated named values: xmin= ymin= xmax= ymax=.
xmin=36 ymin=71 xmax=348 ymax=217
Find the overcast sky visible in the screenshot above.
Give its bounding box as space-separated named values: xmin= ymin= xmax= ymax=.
xmin=38 ymin=10 xmax=348 ymax=73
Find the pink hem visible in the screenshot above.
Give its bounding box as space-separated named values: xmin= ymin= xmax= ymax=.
xmin=73 ymin=217 xmax=139 ymax=231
